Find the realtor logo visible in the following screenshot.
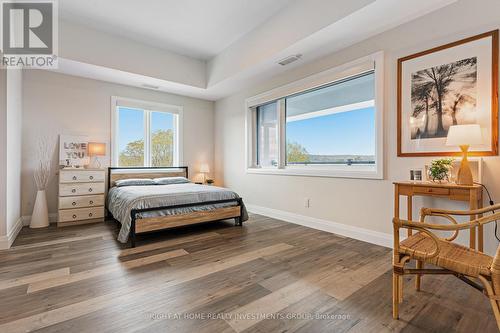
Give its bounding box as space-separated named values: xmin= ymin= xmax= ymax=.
xmin=1 ymin=0 xmax=58 ymax=68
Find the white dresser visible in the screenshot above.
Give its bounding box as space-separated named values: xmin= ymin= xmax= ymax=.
xmin=58 ymin=168 xmax=106 ymax=227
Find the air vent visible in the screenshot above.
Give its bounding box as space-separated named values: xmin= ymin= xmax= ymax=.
xmin=141 ymin=83 xmax=160 ymax=90
xmin=278 ymin=54 xmax=302 ymax=66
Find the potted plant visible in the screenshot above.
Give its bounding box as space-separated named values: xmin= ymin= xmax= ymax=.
xmin=428 ymin=158 xmax=454 ymax=183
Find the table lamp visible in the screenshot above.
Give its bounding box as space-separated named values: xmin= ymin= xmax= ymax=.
xmin=88 ymin=142 xmax=106 ymax=169
xmin=445 ymin=124 xmax=482 ymax=185
xmin=200 ymin=163 xmax=210 ymax=183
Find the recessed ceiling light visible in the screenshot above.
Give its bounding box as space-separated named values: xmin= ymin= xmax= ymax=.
xmin=278 ymin=54 xmax=302 ymax=66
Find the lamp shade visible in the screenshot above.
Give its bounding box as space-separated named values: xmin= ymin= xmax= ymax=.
xmin=199 ymin=163 xmax=210 ymax=173
xmin=88 ymin=142 xmax=106 ymax=156
xmin=446 ymin=124 xmax=483 ymax=146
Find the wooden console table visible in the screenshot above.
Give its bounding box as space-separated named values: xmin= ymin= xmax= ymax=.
xmin=394 ymin=181 xmax=484 ymax=251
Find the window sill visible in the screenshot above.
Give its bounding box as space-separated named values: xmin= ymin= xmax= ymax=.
xmin=246 ymin=166 xmax=383 ymax=180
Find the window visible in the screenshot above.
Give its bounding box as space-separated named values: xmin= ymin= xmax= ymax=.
xmin=246 ymin=52 xmax=383 ymax=179
xmin=256 ymin=101 xmax=279 ymax=167
xmin=286 ymin=72 xmax=375 ymax=166
xmin=112 ymin=97 xmax=182 ymax=167
xmin=117 ymin=107 xmax=145 ymax=166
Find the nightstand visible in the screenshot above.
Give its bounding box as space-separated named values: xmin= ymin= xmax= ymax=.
xmin=58 ymin=168 xmax=106 ymax=227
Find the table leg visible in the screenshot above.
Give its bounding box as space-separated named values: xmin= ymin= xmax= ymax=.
xmin=394 ymin=186 xmax=400 ymax=222
xmin=407 ymin=195 xmax=413 ymax=237
xmin=478 ymin=194 xmax=484 ymax=252
xmin=470 ymin=191 xmax=478 ymax=250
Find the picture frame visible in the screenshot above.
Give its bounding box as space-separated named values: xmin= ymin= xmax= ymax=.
xmin=59 ymin=134 xmax=89 ymax=167
xmin=409 ymin=168 xmax=423 ymax=181
xmin=397 ymin=30 xmax=498 ymax=157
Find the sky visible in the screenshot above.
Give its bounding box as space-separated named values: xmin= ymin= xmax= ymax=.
xmin=118 ymin=107 xmax=174 ymax=152
xmin=286 ymin=106 xmax=375 ymax=156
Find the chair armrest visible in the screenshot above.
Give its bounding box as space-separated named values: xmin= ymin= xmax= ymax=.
xmin=395 ymin=212 xmax=500 ymax=232
xmin=393 ymin=208 xmax=500 ymax=260
xmin=419 ymin=210 xmax=460 ymax=241
xmin=421 ymin=203 xmax=500 ymax=217
xmin=393 ymin=218 xmax=441 ymax=259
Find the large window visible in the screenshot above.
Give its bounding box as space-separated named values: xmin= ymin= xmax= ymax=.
xmin=112 ymin=97 xmax=182 ymax=167
xmin=246 ymin=53 xmax=383 ymax=179
xmin=286 ymin=72 xmax=375 ymax=166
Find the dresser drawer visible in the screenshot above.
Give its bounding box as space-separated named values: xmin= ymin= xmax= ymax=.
xmin=59 ymin=207 xmax=105 ymax=223
xmin=59 ymin=195 xmax=105 ymax=210
xmin=60 ymin=170 xmax=105 ymax=183
xmin=59 ymin=183 xmax=105 ymax=197
xmin=413 ymin=186 xmax=450 ymax=196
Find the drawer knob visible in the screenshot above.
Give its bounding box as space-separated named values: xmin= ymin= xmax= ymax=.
xmin=89 ymin=213 xmax=93 ymax=217
xmin=89 ymin=176 xmax=94 ymax=180
xmin=72 ymin=214 xmax=77 ymax=219
xmin=72 ymin=202 xmax=77 ymax=206
xmin=71 ymin=189 xmax=76 ymax=193
xmin=88 ymin=188 xmax=93 ymax=192
xmin=89 ymin=200 xmax=94 ymax=205
xmin=72 ymin=176 xmax=77 ymax=180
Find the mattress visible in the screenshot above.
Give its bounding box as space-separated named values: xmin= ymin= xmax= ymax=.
xmin=107 ymin=183 xmax=248 ymax=243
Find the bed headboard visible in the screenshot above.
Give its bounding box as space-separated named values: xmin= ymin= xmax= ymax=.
xmin=107 ymin=167 xmax=189 ymax=189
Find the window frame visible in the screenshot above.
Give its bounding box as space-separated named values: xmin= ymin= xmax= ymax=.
xmin=245 ymin=52 xmax=384 ymax=179
xmin=111 ymin=96 xmax=183 ymax=167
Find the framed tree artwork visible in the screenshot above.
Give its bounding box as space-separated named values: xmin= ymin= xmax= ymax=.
xmin=398 ymin=30 xmax=498 ymax=157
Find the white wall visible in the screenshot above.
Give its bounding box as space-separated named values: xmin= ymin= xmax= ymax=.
xmin=0 ymin=68 xmax=23 ymax=249
xmin=0 ymin=68 xmax=6 ymax=242
xmin=6 ymin=69 xmax=22 ymax=239
xmin=22 ymin=70 xmax=214 ymax=217
xmin=215 ymin=0 xmax=500 ymax=254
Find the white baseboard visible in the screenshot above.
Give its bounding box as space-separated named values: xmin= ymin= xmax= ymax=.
xmin=246 ymin=204 xmax=392 ymax=248
xmin=0 ymin=216 xmax=24 ymax=250
xmin=22 ymin=213 xmax=58 ymax=226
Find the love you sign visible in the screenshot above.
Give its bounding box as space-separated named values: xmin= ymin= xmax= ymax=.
xmin=59 ymin=135 xmax=89 ymax=167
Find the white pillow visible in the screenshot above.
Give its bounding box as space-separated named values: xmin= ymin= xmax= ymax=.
xmin=153 ymin=177 xmax=191 ymax=185
xmin=115 ymin=178 xmax=156 ymax=187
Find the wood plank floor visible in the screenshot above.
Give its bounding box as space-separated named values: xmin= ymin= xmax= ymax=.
xmin=0 ymin=214 xmax=496 ymax=332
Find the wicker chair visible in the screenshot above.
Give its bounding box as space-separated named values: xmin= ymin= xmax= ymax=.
xmin=392 ymin=203 xmax=500 ymax=329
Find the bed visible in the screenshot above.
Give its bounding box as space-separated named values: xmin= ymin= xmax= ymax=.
xmin=106 ymin=167 xmax=248 ymax=247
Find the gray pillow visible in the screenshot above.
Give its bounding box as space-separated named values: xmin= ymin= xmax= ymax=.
xmin=153 ymin=177 xmax=191 ymax=185
xmin=115 ymin=178 xmax=156 ymax=187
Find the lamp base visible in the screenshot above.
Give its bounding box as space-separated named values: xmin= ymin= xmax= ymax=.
xmin=90 ymin=157 xmax=102 ymax=169
xmin=456 ymin=145 xmax=473 ymax=185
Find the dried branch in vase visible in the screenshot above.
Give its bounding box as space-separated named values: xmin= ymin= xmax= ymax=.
xmin=34 ymin=138 xmax=54 ymax=191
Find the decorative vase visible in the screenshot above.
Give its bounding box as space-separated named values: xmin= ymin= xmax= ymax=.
xmin=30 ymin=190 xmax=49 ymax=228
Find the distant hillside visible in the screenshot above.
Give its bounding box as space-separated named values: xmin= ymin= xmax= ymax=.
xmin=307 ymin=154 xmax=375 ymax=162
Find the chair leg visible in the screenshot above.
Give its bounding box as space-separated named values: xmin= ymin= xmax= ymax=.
xmin=393 ymin=272 xmax=399 ymax=319
xmin=415 ymin=260 xmax=422 ymax=291
xmin=478 ymin=276 xmax=500 ymax=330
xmin=488 ymin=297 xmax=500 ymax=331
xmin=398 ymin=275 xmax=404 ymax=303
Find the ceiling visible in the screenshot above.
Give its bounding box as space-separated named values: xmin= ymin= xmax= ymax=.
xmin=59 ymin=0 xmax=292 ymax=60
xmin=53 ymin=0 xmax=458 ymax=100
